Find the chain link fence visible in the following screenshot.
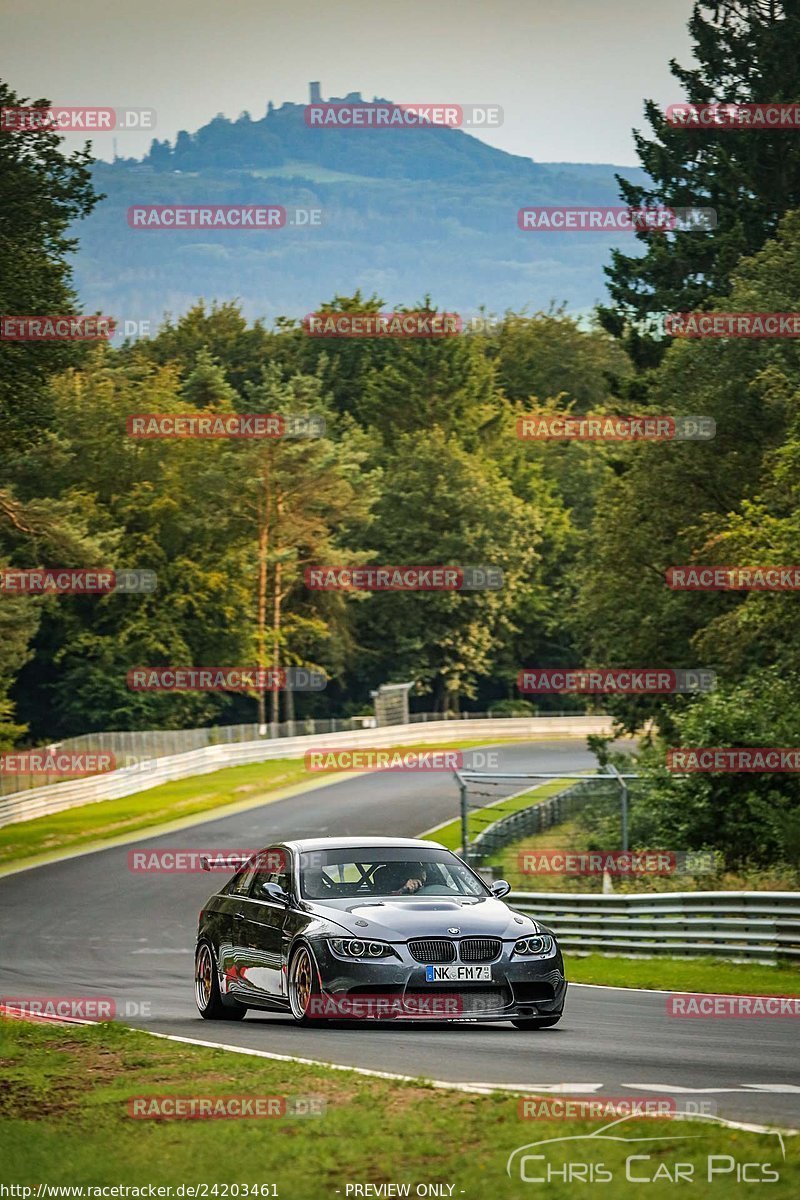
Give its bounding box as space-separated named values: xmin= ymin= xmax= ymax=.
xmin=469 ymin=777 xmax=620 ymax=858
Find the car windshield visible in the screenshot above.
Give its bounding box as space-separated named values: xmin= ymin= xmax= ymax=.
xmin=299 ymin=846 xmax=489 ymax=900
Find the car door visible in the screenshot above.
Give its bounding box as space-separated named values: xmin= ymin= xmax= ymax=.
xmin=230 ymin=847 xmax=293 ymax=1003
xmin=216 ymin=859 xmax=262 ymax=996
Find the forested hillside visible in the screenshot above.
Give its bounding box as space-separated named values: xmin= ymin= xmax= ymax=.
xmin=73 ymin=87 xmax=648 ymax=321
xmin=3 ymin=0 xmax=800 ymax=874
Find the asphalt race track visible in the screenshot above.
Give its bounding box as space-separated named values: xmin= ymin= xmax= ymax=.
xmin=1 ymin=739 xmax=798 ymax=1128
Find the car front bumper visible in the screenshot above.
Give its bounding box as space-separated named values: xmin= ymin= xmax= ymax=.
xmin=309 ymin=940 xmax=567 ymax=1021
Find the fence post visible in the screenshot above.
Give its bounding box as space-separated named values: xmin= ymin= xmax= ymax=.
xmin=458 ymin=775 xmax=469 ymax=861
xmin=608 ymin=764 xmax=629 ymax=852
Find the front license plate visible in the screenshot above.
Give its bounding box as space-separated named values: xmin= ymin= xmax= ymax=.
xmin=425 ymin=964 xmax=491 ymax=982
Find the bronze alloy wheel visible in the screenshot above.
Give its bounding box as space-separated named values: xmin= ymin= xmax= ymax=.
xmin=288 ymin=944 xmax=315 ymax=1020
xmin=195 ymin=943 xmax=214 ymax=1011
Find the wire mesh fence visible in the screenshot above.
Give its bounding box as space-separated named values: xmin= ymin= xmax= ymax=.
xmin=468 ymin=777 xmax=621 ymax=858
xmin=456 ymin=772 xmax=725 ymax=896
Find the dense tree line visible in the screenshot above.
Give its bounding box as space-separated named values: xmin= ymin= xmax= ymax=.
xmin=2 ymin=1 xmax=800 ymax=871
xmin=2 ymin=292 xmax=622 ymax=739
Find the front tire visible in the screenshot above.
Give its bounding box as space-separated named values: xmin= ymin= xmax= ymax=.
xmin=511 ymin=1014 xmax=562 ymax=1030
xmin=195 ymin=941 xmax=247 ymax=1020
xmin=288 ymin=943 xmax=325 ymax=1024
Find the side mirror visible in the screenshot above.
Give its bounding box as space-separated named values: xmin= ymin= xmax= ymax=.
xmin=262 ymin=881 xmax=289 ymax=904
xmin=490 ymin=879 xmax=511 ymax=899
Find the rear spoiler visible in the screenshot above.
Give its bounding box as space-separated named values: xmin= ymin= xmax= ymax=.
xmin=200 ymin=854 xmax=250 ymax=872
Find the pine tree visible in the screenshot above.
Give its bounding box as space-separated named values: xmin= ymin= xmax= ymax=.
xmin=599 ymin=1 xmax=800 ymax=359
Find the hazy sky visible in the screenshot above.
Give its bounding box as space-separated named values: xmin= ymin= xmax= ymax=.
xmin=4 ymin=0 xmax=695 ymax=164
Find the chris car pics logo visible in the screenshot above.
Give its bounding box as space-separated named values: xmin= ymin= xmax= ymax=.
xmin=506 ymin=1113 xmax=785 ymax=1184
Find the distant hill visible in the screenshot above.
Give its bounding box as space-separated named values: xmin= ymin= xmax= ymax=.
xmin=73 ymin=85 xmax=649 ymax=326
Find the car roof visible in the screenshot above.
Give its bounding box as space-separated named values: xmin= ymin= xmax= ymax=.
xmin=280 ymin=836 xmax=447 ymax=852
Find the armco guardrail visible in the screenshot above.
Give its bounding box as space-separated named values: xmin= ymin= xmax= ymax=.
xmin=0 ymin=715 xmax=613 ymax=829
xmin=508 ymin=891 xmax=800 ymax=963
xmin=0 ymin=710 xmax=601 ymax=798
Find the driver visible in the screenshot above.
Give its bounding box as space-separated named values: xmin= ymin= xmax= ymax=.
xmin=376 ymin=862 xmax=427 ymax=895
xmin=303 ymin=866 xmax=328 ymax=897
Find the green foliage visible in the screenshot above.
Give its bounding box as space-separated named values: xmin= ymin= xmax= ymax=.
xmin=601 ymin=1 xmax=800 ymax=351
xmin=489 ymin=308 xmax=631 ymax=410
xmin=350 ymin=428 xmax=546 ymax=708
xmin=0 ymin=78 xmax=101 ymax=460
xmin=6 ymin=3 xmax=800 ymax=914
xmin=619 ymin=671 xmax=800 ymax=871
xmin=577 ymin=210 xmax=800 ymax=733
xmin=0 ymin=79 xmax=101 ymax=739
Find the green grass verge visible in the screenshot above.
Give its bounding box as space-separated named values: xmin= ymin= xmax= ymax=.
xmin=1 ymin=1019 xmax=797 ymax=1195
xmin=565 ymin=953 xmax=800 ymax=995
xmin=0 ymin=759 xmax=312 ymax=870
xmin=422 ymin=778 xmax=573 ymax=850
xmin=490 ymin=812 xmax=800 ymax=893
xmin=0 ymin=738 xmax=525 ymax=871
xmin=492 ymin=815 xmax=604 ymax=890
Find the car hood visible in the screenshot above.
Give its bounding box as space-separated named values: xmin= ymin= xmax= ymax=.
xmin=304 ymin=895 xmax=540 ymax=940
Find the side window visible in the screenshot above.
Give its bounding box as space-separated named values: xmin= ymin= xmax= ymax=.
xmin=230 ymin=861 xmax=259 ymax=896
xmin=249 ymin=847 xmax=293 ymax=901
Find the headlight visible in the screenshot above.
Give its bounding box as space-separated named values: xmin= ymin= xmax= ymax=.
xmin=328 ymin=938 xmax=396 ymax=960
xmin=513 ymin=935 xmax=555 ymax=957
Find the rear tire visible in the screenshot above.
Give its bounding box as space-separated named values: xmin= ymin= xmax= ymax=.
xmin=511 ymin=1014 xmax=562 ymax=1030
xmin=195 ymin=941 xmax=247 ymax=1020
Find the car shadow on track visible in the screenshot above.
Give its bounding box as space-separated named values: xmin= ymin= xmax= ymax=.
xmin=238 ymin=1015 xmax=564 ymax=1034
